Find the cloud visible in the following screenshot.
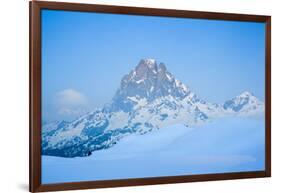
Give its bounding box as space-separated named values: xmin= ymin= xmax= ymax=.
xmin=54 ymin=89 xmax=88 ymax=117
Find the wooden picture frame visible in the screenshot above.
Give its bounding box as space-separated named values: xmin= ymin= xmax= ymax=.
xmin=30 ymin=1 xmax=271 ymax=192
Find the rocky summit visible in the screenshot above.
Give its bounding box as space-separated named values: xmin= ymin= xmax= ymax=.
xmin=110 ymin=59 xmax=190 ymax=112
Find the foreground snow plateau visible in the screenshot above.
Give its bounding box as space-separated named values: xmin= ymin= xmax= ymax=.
xmin=42 ymin=117 xmax=265 ymax=184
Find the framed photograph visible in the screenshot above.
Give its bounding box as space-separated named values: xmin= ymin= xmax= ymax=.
xmin=30 ymin=1 xmax=271 ymax=192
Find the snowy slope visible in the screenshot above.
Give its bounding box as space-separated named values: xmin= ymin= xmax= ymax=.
xmin=42 ymin=117 xmax=265 ymax=184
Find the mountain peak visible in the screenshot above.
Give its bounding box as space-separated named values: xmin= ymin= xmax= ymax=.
xmin=223 ymin=91 xmax=263 ymax=112
xmin=238 ymin=91 xmax=255 ymax=98
xmin=111 ymin=59 xmax=191 ymax=112
xmin=142 ymin=58 xmax=156 ymax=65
xmin=136 ymin=58 xmax=157 ymax=70
xmin=134 ymin=59 xmax=158 ymax=78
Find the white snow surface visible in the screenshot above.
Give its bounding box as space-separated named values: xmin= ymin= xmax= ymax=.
xmin=42 ymin=117 xmax=265 ymax=184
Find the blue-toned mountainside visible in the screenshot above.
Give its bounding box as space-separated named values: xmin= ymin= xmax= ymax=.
xmin=42 ymin=59 xmax=264 ymax=157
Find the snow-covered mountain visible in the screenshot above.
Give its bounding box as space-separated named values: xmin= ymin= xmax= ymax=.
xmin=223 ymin=91 xmax=264 ymax=115
xmin=110 ymin=59 xmax=190 ymax=112
xmin=42 ymin=59 xmax=264 ymax=157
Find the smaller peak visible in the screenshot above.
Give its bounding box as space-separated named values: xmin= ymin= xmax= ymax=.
xmin=239 ymin=91 xmax=254 ymax=98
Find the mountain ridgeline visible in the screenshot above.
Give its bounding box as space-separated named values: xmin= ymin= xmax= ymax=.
xmin=42 ymin=59 xmax=264 ymax=157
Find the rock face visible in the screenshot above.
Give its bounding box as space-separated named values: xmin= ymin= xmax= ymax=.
xmin=110 ymin=59 xmax=190 ymax=112
xmin=42 ymin=59 xmax=265 ymax=157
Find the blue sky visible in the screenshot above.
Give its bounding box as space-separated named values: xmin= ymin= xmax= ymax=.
xmin=42 ymin=10 xmax=266 ymax=121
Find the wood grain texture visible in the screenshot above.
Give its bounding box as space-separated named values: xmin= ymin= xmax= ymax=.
xmin=30 ymin=1 xmax=42 ymax=192
xmin=265 ymin=17 xmax=271 ymax=177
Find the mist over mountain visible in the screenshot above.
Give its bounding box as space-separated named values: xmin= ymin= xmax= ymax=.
xmin=42 ymin=59 xmax=264 ymax=157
